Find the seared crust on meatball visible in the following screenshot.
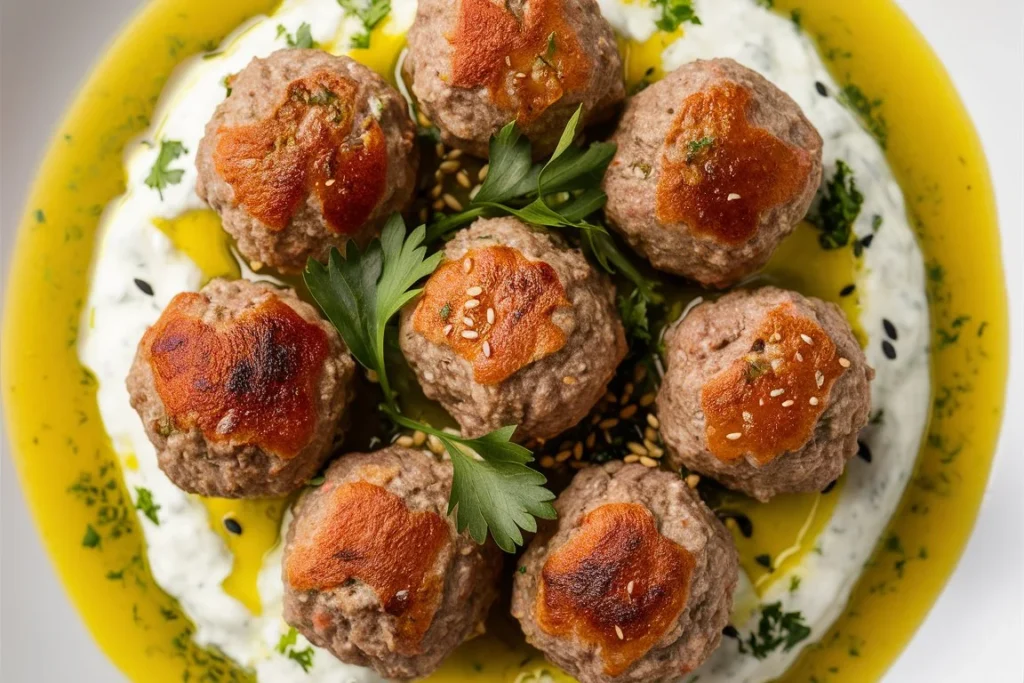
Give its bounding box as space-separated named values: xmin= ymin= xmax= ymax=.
xmin=281 ymin=448 xmax=502 ymax=680
xmin=126 ymin=278 xmax=355 ymax=498
xmin=404 ymin=0 xmax=625 ymax=158
xmin=399 ymin=217 xmax=627 ymax=440
xmin=657 ymin=287 xmax=873 ymax=501
xmin=603 ymin=58 xmax=823 ymax=287
xmin=512 ymin=462 xmax=737 ymax=683
xmin=196 ymin=49 xmax=418 ymax=272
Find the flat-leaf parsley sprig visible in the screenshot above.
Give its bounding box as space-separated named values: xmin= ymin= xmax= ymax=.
xmin=304 ymin=215 xmax=556 ymax=552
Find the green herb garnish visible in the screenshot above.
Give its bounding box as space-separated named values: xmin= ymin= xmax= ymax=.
xmin=618 ymin=289 xmax=651 ymax=343
xmin=304 ymin=215 xmax=556 ymax=552
xmin=738 ymin=602 xmax=812 ymax=659
xmin=82 ymin=524 xmax=101 ymax=549
xmin=811 ymin=160 xmax=863 ymax=250
xmin=839 ymin=84 xmax=889 ymax=148
xmin=276 ymin=627 xmax=315 ymax=672
xmin=134 ymin=487 xmax=161 ymax=525
xmin=144 ymin=140 xmax=187 ymax=200
xmin=277 ymin=22 xmax=317 ymax=49
xmin=338 ymin=0 xmax=391 ymax=49
xmin=652 ymin=0 xmax=702 ymax=31
xmin=685 ymin=135 xmax=715 ymax=162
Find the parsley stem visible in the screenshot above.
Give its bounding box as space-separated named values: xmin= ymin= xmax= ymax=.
xmin=426 ymin=206 xmax=490 ymax=243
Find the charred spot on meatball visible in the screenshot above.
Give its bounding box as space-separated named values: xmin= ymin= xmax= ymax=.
xmin=127 ymin=279 xmax=356 ymax=498
xmin=282 ymin=448 xmax=502 ymax=680
xmin=657 ymin=287 xmax=874 ymax=501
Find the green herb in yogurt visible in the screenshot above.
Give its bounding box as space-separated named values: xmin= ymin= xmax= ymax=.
xmin=652 ymin=0 xmax=702 ymax=32
xmin=338 ymin=0 xmax=391 ymax=49
xmin=811 ymin=160 xmax=863 ymax=250
xmin=739 ymin=602 xmax=812 ymax=659
xmin=144 ymin=140 xmax=187 ymax=200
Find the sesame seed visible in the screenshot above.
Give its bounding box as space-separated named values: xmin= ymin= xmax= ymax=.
xmin=483 ymin=341 xmax=492 ymax=357
xmin=640 ymin=392 xmax=656 ymax=407
xmin=427 ymin=434 xmax=445 ymax=455
xmin=646 ymin=413 xmax=660 ymax=428
xmin=461 ymin=330 xmax=479 ymax=339
xmin=615 ymin=625 xmax=624 ymax=640
xmin=627 ymin=442 xmax=648 ymax=456
xmin=396 ymin=435 xmax=415 ymax=447
xmin=465 ymin=299 xmax=480 ymax=309
xmin=413 ymin=430 xmax=426 ymax=446
xmin=645 ymin=426 xmax=657 ymax=441
xmin=456 ymin=171 xmax=472 ymax=188
xmin=586 ymin=433 xmax=597 ymax=449
xmin=478 ymin=164 xmax=489 ymax=181
xmin=430 ymin=184 xmax=443 ymax=199
xmin=727 ymin=193 xmax=741 ymax=201
xmin=726 ymin=432 xmax=742 ymax=440
xmin=838 ymin=357 xmax=851 ymax=368
xmin=443 ymin=194 xmax=463 ymax=211
xmin=439 ymin=160 xmax=460 ymax=173
xmin=540 ymin=455 xmax=555 ymax=468
xmin=759 ymin=398 xmax=765 ymax=406
xmin=770 ymin=388 xmax=785 ymax=397
xmin=624 ymin=454 xmax=641 ymax=464
xmin=435 ymin=143 xmax=446 ymax=157
xmin=486 ymin=308 xmax=495 ymax=324
xmin=619 ymin=405 xmax=638 ymax=419
xmin=463 ymin=258 xmax=473 ymax=273
xmin=599 ymin=418 xmax=619 ymax=430
xmin=134 ymin=278 xmax=154 ymax=296
xmin=432 ymin=198 xmax=445 ymax=211
xmin=883 ymin=319 xmax=898 ymax=340
xmin=445 ymin=148 xmax=464 ymax=160
xmin=325 ymin=178 xmax=336 ymax=187
xmin=223 ymin=517 xmax=243 ymax=535
xmin=555 ymin=450 xmax=572 ymax=463
xmin=840 ymin=283 xmax=856 ymax=297
xmin=771 ymin=358 xmax=783 ymax=371
xmin=466 ymin=286 xmax=483 ymax=296
xmin=505 ymin=55 xmax=512 ymax=66
xmin=816 ymin=371 xmax=825 ymax=387
xmin=443 ymin=324 xmax=453 ymax=336
xmin=795 ymin=352 xmax=804 ymax=362
xmin=627 ymin=581 xmax=634 ymax=595
xmin=685 ymin=474 xmax=701 ymax=488
xmin=809 ymin=397 xmax=819 ymax=406
xmin=563 ymin=376 xmax=577 ymax=385
xmin=800 ymin=333 xmax=814 ymax=344
xmin=640 ymin=455 xmax=658 ymax=468
xmin=770 ymin=332 xmax=782 ymax=343
xmin=782 ymin=400 xmax=795 ymax=407
xmin=882 ymin=340 xmax=897 ymax=360
xmin=573 ymin=442 xmax=584 ymax=459
xmin=463 ymin=316 xmax=474 ymax=327
xmin=515 ymin=72 xmax=527 ymax=79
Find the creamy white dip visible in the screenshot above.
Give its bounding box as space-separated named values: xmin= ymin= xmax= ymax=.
xmin=77 ymin=0 xmax=929 ymax=681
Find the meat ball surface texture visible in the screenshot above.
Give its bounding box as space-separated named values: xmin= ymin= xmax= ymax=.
xmin=657 ymin=287 xmax=873 ymax=501
xmin=403 ymin=0 xmax=625 ymax=157
xmin=399 ymin=217 xmax=627 ymax=441
xmin=603 ymin=58 xmax=823 ymax=288
xmin=511 ymin=462 xmax=737 ymax=683
xmin=281 ymin=447 xmax=502 ymax=680
xmin=196 ymin=49 xmax=418 ymax=272
xmin=126 ymin=278 xmax=356 ymax=498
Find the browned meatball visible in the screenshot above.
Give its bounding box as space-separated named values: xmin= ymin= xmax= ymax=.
xmin=399 ymin=217 xmax=627 ymax=441
xmin=281 ymin=447 xmax=502 ymax=679
xmin=603 ymin=58 xmax=823 ymax=288
xmin=196 ymin=49 xmax=418 ymax=272
xmin=126 ymin=278 xmax=355 ymax=498
xmin=657 ymin=287 xmax=873 ymax=501
xmin=512 ymin=462 xmax=737 ymax=683
xmin=403 ymin=0 xmax=624 ymax=158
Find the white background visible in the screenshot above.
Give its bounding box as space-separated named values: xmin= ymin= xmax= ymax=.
xmin=1 ymin=0 xmax=1021 ymax=680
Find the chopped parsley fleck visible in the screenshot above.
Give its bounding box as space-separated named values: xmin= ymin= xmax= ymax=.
xmin=82 ymin=524 xmax=101 ymax=548
xmin=790 ymin=9 xmax=802 ymax=30
xmin=518 ymin=566 xmax=527 ymax=574
xmin=546 ymin=32 xmax=557 ymax=59
xmin=277 ymin=22 xmax=317 ymax=49
xmin=618 ymin=289 xmax=651 ymax=343
xmin=144 ymin=140 xmax=187 ymax=200
xmin=839 ymin=84 xmax=889 ymax=148
xmin=811 ymin=160 xmax=863 ymax=250
xmin=738 ymin=602 xmax=812 ymax=659
xmin=439 ymin=302 xmax=452 ymax=321
xmin=338 ymin=0 xmax=391 ymax=50
xmin=651 ymin=0 xmax=702 ymax=32
xmin=307 ymin=475 xmax=326 ymax=486
xmin=34 ymin=209 xmax=45 ymax=223
xmin=685 ymin=135 xmax=715 ymax=163
xmin=789 ymin=575 xmax=801 ymax=592
xmin=276 ymin=627 xmax=316 ymax=672
xmin=134 ymin=487 xmax=161 ymax=525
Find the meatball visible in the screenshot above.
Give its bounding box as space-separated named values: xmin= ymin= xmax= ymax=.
xmin=403 ymin=0 xmax=625 ymax=158
xmin=281 ymin=447 xmax=502 ymax=679
xmin=196 ymin=49 xmax=418 ymax=272
xmin=512 ymin=462 xmax=737 ymax=683
xmin=127 ymin=278 xmax=356 ymax=498
xmin=657 ymin=287 xmax=873 ymax=501
xmin=399 ymin=217 xmax=627 ymax=441
xmin=603 ymin=58 xmax=823 ymax=288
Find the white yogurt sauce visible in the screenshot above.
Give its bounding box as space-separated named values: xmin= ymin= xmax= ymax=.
xmin=77 ymin=0 xmax=929 ymax=681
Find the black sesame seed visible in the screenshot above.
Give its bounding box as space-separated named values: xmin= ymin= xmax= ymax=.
xmin=723 ymin=625 xmax=740 ymax=639
xmin=861 ymin=233 xmax=875 ymax=248
xmin=882 ymin=340 xmax=897 ymax=360
xmin=822 ymin=479 xmax=838 ymax=494
xmin=839 ymin=284 xmax=856 ymax=297
xmin=882 ymin=319 xmax=898 ymax=340
xmin=755 ymin=554 xmax=773 ymax=570
xmin=134 ymin=278 xmax=154 ymax=296
xmin=717 ymin=510 xmax=754 ymax=538
xmin=815 ymin=81 xmax=828 ymax=97
xmin=223 ymin=517 xmax=243 ymax=535
xmin=857 ymin=440 xmax=873 ymax=463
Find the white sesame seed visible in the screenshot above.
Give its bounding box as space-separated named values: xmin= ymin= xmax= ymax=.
xmin=478 ymin=164 xmax=489 ymax=181
xmin=466 ymin=286 xmax=483 ymax=296
xmin=486 ymin=307 xmax=495 ymax=324
xmin=639 ymin=455 xmax=658 ymax=468
xmin=782 ymin=400 xmax=795 ymax=407
xmin=456 ymin=171 xmax=472 ymax=189
xmin=443 ymin=324 xmax=453 ymax=336
xmin=446 ymin=149 xmax=464 ymax=160
xmin=615 ymin=625 xmax=624 ymax=640
xmin=443 ymin=194 xmax=463 ymax=211
xmin=627 ymin=442 xmax=648 ymax=456
xmin=396 ymin=435 xmax=415 ymax=447
xmin=325 ymin=178 xmax=336 ymax=186
xmin=646 ymin=413 xmax=660 ymax=429
xmin=627 ymin=581 xmax=634 ymax=595
xmin=816 ymin=371 xmax=825 ymax=387
xmin=515 ymin=72 xmax=527 ymax=79
xmin=685 ymin=473 xmax=701 ymax=488
xmin=742 ymin=411 xmax=753 ymax=422
xmin=505 ymin=55 xmax=512 ymax=66
xmin=726 ymin=432 xmax=742 ymax=440
xmin=795 ymin=352 xmax=804 ymax=362
xmin=464 ymin=299 xmax=480 ymax=309
xmin=771 ymin=359 xmax=783 ymax=371
xmin=483 ymin=341 xmax=492 ymax=357
xmin=800 ymin=333 xmax=814 ymax=345
xmin=727 ymin=192 xmax=741 ymax=201
xmin=461 ymin=330 xmax=479 ymax=339
xmin=770 ymin=332 xmax=782 ymax=343
xmin=809 ymin=397 xmax=819 ymax=406
xmin=838 ymin=357 xmax=851 ymax=368
xmin=623 ymin=454 xmax=640 ymax=464
xmin=439 ymin=160 xmax=461 ymax=173
xmin=759 ymin=398 xmax=765 ymax=406
xmin=463 ymin=316 xmax=475 ymax=327
xmin=463 ymin=258 xmax=473 ymax=273
xmin=770 ymin=388 xmax=785 ymax=397
xmin=413 ymin=430 xmax=426 ymax=446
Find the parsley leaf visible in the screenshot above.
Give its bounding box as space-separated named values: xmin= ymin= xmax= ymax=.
xmin=651 ymin=0 xmax=702 ymax=32
xmin=685 ymin=135 xmax=715 ymax=162
xmin=82 ymin=524 xmax=101 ymax=549
xmin=277 ymin=22 xmax=317 ymax=49
xmin=338 ymin=0 xmax=391 ymax=49
xmin=839 ymin=83 xmax=889 ymax=149
xmin=738 ymin=602 xmax=812 ymax=659
xmin=618 ymin=289 xmax=651 ymax=343
xmin=144 ymin=140 xmax=187 ymax=200
xmin=810 ymin=160 xmax=864 ymax=250
xmin=304 ymin=214 xmax=556 ymax=551
xmin=134 ymin=486 xmax=161 ymax=525
xmin=276 ymin=627 xmax=315 ymax=672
